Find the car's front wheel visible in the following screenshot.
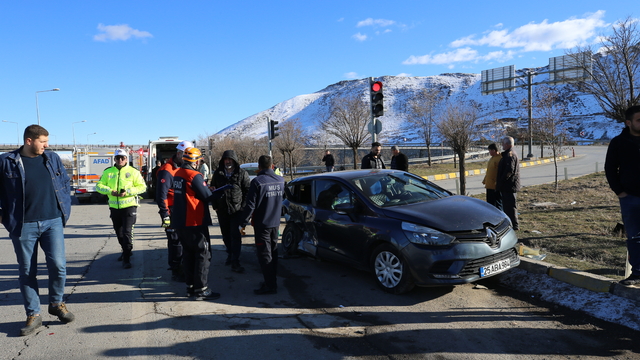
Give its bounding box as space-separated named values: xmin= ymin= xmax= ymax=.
xmin=370 ymin=244 xmax=415 ymax=294
xmin=281 ymin=224 xmax=301 ymax=256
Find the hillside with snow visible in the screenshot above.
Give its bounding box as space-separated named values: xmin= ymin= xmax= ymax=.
xmin=217 ymin=68 xmax=624 ymax=144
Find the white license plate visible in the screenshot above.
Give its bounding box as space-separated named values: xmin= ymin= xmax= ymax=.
xmin=480 ymin=259 xmax=511 ymax=277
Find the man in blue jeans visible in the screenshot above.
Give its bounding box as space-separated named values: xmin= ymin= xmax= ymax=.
xmin=0 ymin=125 xmax=75 ymax=336
xmin=605 ymin=105 xmax=640 ymax=286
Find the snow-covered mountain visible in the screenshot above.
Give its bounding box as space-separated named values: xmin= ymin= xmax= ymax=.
xmin=217 ymin=68 xmax=624 ymax=143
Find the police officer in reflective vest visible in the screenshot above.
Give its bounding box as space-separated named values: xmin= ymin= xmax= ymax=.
xmin=96 ymin=149 xmax=147 ymax=268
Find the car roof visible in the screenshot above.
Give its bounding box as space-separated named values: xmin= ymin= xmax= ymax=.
xmin=288 ymin=169 xmax=408 ymax=183
xmin=240 ymin=163 xmax=259 ymax=168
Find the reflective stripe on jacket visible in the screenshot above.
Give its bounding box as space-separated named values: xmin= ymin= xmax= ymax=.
xmin=96 ymin=165 xmax=146 ymax=209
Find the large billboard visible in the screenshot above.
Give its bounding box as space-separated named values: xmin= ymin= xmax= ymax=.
xmin=548 ymin=53 xmax=592 ymax=84
xmin=481 ymin=65 xmax=516 ymax=95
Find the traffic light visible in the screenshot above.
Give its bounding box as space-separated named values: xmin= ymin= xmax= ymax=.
xmin=370 ymin=80 xmax=384 ymax=117
xmin=269 ymin=120 xmax=279 ymax=140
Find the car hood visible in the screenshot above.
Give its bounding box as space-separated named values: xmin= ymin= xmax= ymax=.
xmin=380 ymin=195 xmax=507 ymax=232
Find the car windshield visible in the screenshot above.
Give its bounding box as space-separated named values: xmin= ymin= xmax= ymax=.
xmin=350 ymin=172 xmax=450 ymax=207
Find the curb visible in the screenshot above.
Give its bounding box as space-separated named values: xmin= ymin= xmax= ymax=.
xmin=517 ymin=257 xmax=640 ymax=302
xmin=423 ymin=155 xmax=570 ymax=182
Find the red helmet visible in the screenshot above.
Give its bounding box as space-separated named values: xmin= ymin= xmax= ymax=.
xmin=182 ymin=147 xmax=202 ymax=163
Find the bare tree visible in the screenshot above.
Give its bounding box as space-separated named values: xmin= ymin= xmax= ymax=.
xmin=567 ymin=17 xmax=640 ymax=122
xmin=436 ymin=103 xmax=478 ymax=194
xmin=320 ymin=94 xmax=371 ymax=169
xmin=273 ymin=118 xmax=306 ymax=180
xmin=407 ymin=89 xmax=442 ymax=166
xmin=208 ymin=134 xmax=267 ymax=166
xmin=533 ymin=86 xmax=568 ymax=190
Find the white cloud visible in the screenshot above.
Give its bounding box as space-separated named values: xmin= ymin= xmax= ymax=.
xmin=93 ymin=24 xmax=153 ymax=42
xmin=344 ymin=72 xmax=359 ymax=79
xmin=352 ymin=32 xmax=368 ymax=42
xmin=404 ymin=11 xmax=609 ymax=67
xmin=396 ymin=73 xmax=412 ymax=77
xmin=357 ymin=18 xmax=395 ymax=28
xmin=450 ymin=10 xmax=607 ymax=52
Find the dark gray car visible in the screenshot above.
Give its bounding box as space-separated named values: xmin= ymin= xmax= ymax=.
xmin=281 ymin=169 xmax=519 ymax=294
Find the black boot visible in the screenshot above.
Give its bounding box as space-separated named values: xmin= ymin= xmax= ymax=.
xmin=122 ymin=250 xmax=132 ymax=269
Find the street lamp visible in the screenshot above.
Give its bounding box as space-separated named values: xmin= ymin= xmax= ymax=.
xmin=72 ymin=120 xmax=86 ymax=149
xmin=2 ymin=120 xmax=19 ymax=146
xmin=36 ymin=88 xmax=60 ymax=125
xmin=86 ymin=132 xmax=97 ymax=148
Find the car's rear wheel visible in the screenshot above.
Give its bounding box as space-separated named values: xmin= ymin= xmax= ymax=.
xmin=281 ymin=224 xmax=301 ymax=256
xmin=371 ymin=244 xmax=415 ymax=294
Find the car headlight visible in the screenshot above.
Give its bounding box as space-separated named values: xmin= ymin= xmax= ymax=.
xmin=402 ymin=222 xmax=456 ymax=246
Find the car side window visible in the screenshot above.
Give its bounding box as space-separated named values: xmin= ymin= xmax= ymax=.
xmin=315 ymin=180 xmax=351 ymax=210
xmin=287 ymin=182 xmax=312 ymax=204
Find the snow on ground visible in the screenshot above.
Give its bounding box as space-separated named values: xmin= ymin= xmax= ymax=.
xmin=500 ymin=268 xmax=640 ymax=331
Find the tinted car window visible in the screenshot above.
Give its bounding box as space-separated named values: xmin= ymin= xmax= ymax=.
xmin=314 ymin=180 xmax=351 ymax=210
xmin=351 ymin=173 xmax=449 ymax=207
xmin=287 ymin=182 xmax=313 ymax=205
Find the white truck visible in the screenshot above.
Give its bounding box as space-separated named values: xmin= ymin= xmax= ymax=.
xmin=72 ymin=148 xmax=115 ymax=203
xmin=72 ymin=147 xmax=148 ymax=202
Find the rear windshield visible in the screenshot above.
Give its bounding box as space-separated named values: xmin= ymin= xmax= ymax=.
xmin=242 ymin=167 xmax=259 ymax=177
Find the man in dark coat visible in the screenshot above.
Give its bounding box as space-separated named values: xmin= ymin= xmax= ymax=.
xmin=322 ymin=150 xmax=335 ymax=172
xmin=390 ymin=145 xmax=409 ymax=172
xmin=605 ymin=105 xmax=640 ymax=286
xmin=361 ymin=142 xmax=385 ymax=169
xmin=239 ymin=155 xmax=285 ymax=295
xmin=211 ymin=150 xmax=251 ymax=273
xmin=496 ymin=136 xmax=520 ymax=230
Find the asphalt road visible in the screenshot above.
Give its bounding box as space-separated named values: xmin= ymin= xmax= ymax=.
xmin=0 ymin=194 xmax=640 ymax=359
xmin=1 ymin=183 xmax=638 ymax=359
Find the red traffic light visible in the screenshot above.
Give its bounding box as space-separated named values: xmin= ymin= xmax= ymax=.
xmin=371 ymin=81 xmax=383 ymax=92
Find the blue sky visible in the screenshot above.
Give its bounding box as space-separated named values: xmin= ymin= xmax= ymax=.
xmin=0 ymin=1 xmax=635 ymax=147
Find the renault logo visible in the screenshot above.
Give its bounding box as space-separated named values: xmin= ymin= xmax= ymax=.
xmin=486 ymin=228 xmax=498 ymax=247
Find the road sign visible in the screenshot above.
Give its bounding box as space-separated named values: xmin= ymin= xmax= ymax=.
xmin=368 ymin=120 xmax=382 ymax=134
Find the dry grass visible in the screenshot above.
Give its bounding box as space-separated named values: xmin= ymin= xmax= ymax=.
xmin=474 ymin=172 xmax=628 ymax=279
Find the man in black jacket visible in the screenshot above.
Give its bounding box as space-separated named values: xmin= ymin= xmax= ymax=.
xmin=322 ymin=150 xmax=335 ymax=172
xmin=239 ymin=155 xmax=285 ymax=295
xmin=496 ymin=136 xmax=520 ymax=230
xmin=390 ymin=145 xmax=409 ymax=172
xmin=361 ymin=142 xmax=385 ymax=169
xmin=605 ymin=105 xmax=640 ymax=286
xmin=211 ymin=150 xmax=251 ymax=273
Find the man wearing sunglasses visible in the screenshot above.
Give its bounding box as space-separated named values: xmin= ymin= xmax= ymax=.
xmin=96 ymin=149 xmax=147 ymax=268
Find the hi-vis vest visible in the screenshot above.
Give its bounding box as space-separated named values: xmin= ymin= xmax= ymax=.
xmin=96 ymin=165 xmax=147 ymax=209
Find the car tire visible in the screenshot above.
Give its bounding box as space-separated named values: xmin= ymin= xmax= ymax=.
xmin=281 ymin=224 xmax=301 ymax=256
xmin=370 ymin=244 xmax=415 ymax=294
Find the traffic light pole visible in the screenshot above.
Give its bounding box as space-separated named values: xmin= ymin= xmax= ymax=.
xmin=267 ymin=116 xmax=273 ymax=158
xmin=370 ymin=78 xmax=376 ymax=143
